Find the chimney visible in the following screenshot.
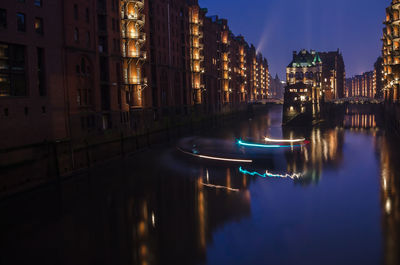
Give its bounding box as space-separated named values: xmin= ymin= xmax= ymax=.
xmin=293 ymin=51 xmax=297 ymax=58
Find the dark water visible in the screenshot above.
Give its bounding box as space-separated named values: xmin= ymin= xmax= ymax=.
xmin=1 ymin=105 xmax=400 ymax=265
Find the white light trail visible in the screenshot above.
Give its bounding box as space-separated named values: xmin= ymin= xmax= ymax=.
xmin=177 ymin=148 xmax=253 ymax=163
xmin=264 ymin=137 xmax=306 ymax=143
xmin=201 ymin=183 xmax=240 ymax=192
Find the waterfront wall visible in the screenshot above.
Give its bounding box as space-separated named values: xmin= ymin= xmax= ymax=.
xmin=0 ymin=103 xmax=265 ymax=198
xmin=384 ymin=104 xmax=400 ymax=136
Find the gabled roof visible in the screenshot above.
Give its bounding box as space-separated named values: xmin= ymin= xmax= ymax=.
xmin=288 ymin=49 xmax=322 ymax=68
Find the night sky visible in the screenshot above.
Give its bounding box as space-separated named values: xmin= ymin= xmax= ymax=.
xmin=199 ymin=0 xmax=388 ymax=80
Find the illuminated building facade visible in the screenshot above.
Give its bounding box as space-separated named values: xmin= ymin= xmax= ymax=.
xmin=257 ymin=54 xmax=269 ymax=100
xmin=374 ymin=57 xmax=384 ymax=99
xmin=245 ymin=45 xmax=269 ymax=102
xmin=319 ymin=50 xmax=346 ymax=100
xmin=236 ymin=36 xmax=248 ymax=102
xmin=382 ymin=0 xmax=400 ymax=102
xmin=216 ymin=18 xmax=231 ymax=103
xmin=345 ymin=71 xmax=375 ymax=98
xmin=229 ymin=35 xmax=247 ymax=103
xmin=0 ymin=0 xmax=269 ymax=149
xmin=0 ymin=0 xmax=128 ymax=146
xmin=121 ymin=0 xmax=149 ymax=109
xmin=285 ymin=49 xmax=323 ymax=105
xmin=188 ymin=5 xmax=205 ymax=104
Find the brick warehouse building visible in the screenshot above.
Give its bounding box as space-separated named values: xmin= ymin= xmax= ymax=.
xmin=0 ymin=0 xmax=67 ymax=148
xmin=383 ymin=0 xmax=400 ymax=102
xmin=345 ymin=71 xmax=375 ymax=98
xmin=0 ymin=0 xmax=269 ymax=148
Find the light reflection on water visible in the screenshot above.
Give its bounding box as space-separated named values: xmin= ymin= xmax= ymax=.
xmin=0 ymin=106 xmax=399 ymax=265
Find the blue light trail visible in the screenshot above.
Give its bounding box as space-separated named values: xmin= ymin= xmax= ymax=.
xmin=239 ymin=167 xmax=304 ymax=180
xmin=237 ymin=140 xmax=304 ymax=148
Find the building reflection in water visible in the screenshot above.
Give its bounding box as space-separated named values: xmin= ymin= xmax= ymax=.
xmin=125 ymin=163 xmax=253 ymax=265
xmin=281 ymin=110 xmax=379 ymax=186
xmin=1 ymin=106 xmax=395 ymax=265
xmin=377 ymin=135 xmax=400 ymax=265
xmin=282 ymin=127 xmax=345 ymax=185
xmin=344 ymin=114 xmax=377 ymax=130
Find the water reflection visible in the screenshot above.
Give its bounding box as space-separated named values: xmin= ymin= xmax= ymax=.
xmin=281 ymin=127 xmax=345 ymax=185
xmin=377 ymin=134 xmax=400 ymax=265
xmin=1 ymin=106 xmax=400 ymax=265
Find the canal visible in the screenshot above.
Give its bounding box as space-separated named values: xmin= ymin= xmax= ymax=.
xmin=1 ymin=105 xmax=399 ymax=265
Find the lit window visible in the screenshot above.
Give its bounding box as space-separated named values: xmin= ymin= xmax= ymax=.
xmin=34 ymin=17 xmax=43 ymax=35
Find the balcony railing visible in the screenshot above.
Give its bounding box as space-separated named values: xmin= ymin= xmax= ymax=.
xmin=124 ymin=77 xmax=145 ymax=85
xmin=121 ymin=13 xmax=146 ymax=25
xmin=122 ymin=31 xmax=146 ymax=43
xmin=122 ymin=50 xmax=147 ymax=59
xmin=124 ymin=0 xmax=144 ymax=7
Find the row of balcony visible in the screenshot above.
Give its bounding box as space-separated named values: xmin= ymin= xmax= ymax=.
xmin=121 ymin=13 xmax=146 ymax=24
xmin=191 ymin=84 xmax=205 ymax=89
xmin=122 ymin=0 xmax=144 ymax=5
xmin=122 ymin=50 xmax=147 ymax=60
xmin=190 ymin=31 xmax=204 ymax=39
xmin=191 ymin=43 xmax=204 ymax=49
xmin=191 ymin=67 xmax=205 ymax=73
xmin=189 ymin=19 xmax=203 ymax=26
xmin=124 ymin=77 xmax=148 ymax=85
xmin=122 ymin=31 xmax=146 ymax=42
xmin=191 ymin=55 xmax=204 ymax=61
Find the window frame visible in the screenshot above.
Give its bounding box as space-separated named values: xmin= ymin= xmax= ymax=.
xmin=34 ymin=0 xmax=42 ymax=7
xmin=16 ymin=12 xmax=26 ymax=32
xmin=34 ymin=17 xmax=44 ymax=35
xmin=0 ymin=9 xmax=6 ymax=28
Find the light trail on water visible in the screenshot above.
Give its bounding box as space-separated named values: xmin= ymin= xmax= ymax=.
xmin=201 ymin=183 xmax=240 ymax=192
xmin=237 ymin=140 xmax=305 ymax=148
xmin=264 ymin=137 xmax=306 ymax=143
xmin=239 ymin=167 xmax=304 ymax=180
xmin=177 ymin=147 xmax=253 ymax=163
